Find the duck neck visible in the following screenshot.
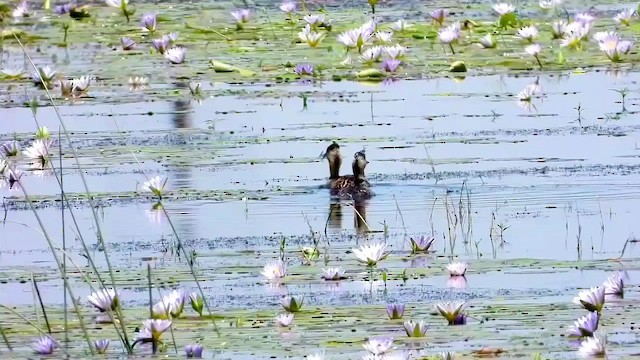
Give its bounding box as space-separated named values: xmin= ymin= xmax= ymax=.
xmin=352 ymin=162 xmax=366 ymax=182
xmin=329 ymin=155 xmax=342 ymax=179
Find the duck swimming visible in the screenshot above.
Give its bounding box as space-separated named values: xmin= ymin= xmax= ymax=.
xmin=321 ymin=142 xmax=373 ymax=200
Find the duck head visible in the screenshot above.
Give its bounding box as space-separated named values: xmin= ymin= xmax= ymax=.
xmin=321 ymin=141 xmax=342 ymax=179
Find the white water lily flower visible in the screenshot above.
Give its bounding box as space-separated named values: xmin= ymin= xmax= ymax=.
xmin=375 ymin=31 xmax=393 ymax=43
xmin=516 ymin=26 xmax=538 ymax=42
xmin=551 ymin=20 xmax=567 ymax=39
xmin=279 ymin=1 xmax=296 ymax=14
xmin=72 ymin=76 xmax=91 ymax=92
xmin=304 ymin=14 xmax=324 ymax=27
xmin=492 ymin=3 xmax=515 ymax=16
xmin=614 ymin=9 xmax=635 ymax=26
xmin=441 ymin=351 xmax=456 ymax=360
xmin=517 ymin=86 xmax=535 ymax=102
xmin=352 ymin=242 xmax=389 ymax=267
xmin=337 ymin=27 xmax=373 ymax=50
xmin=261 ymin=260 xmax=287 ymax=280
xmin=479 ymin=34 xmax=496 ymax=48
xmin=140 ymin=175 xmax=167 ymax=198
xmin=59 ymin=79 xmax=74 ymax=95
xmin=383 ymin=44 xmax=406 ymax=59
xmin=403 ymin=319 xmax=428 ymax=337
xmin=12 ymin=1 xmax=30 ymax=18
xmin=435 ymin=300 xmax=466 ymax=324
xmin=24 ymin=139 xmax=52 ymax=168
xmin=603 ymin=272 xmax=624 ymax=297
xmin=578 ymin=331 xmax=606 ymax=357
xmin=142 ymin=319 xmax=172 ymax=341
xmin=446 ymin=261 xmax=467 ymax=276
xmin=362 ymin=336 xmax=394 ymax=355
xmin=539 ymin=0 xmax=562 ymax=10
xmin=321 ymin=267 xmax=346 ymax=280
xmin=524 ymin=43 xmax=542 ymax=56
xmin=573 ymin=286 xmax=605 ymax=313
xmin=361 ymin=46 xmax=383 ymax=62
xmin=165 ymin=46 xmax=187 ymax=64
xmin=575 ymin=13 xmax=596 ymax=24
xmin=88 ymin=288 xmax=119 ymax=312
xmin=274 ymin=313 xmax=294 ymax=327
xmin=31 ymin=66 xmax=56 ymax=85
xmin=1 ymin=66 xmax=24 ymax=77
xmin=307 ymin=351 xmax=325 ymax=360
xmin=390 ymin=19 xmax=412 ymax=32
xmin=105 ymin=0 xmax=128 ymax=7
xmin=298 ymin=25 xmax=324 ymax=47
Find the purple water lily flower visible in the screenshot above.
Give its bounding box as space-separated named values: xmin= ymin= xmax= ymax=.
xmin=141 ymin=13 xmax=157 ymax=32
xmin=121 ymin=36 xmax=137 ymax=50
xmin=293 ymin=63 xmax=314 ymax=76
xmin=409 ymin=235 xmax=435 ymax=253
xmin=231 ymin=9 xmax=252 ymax=24
xmin=94 ymin=339 xmax=110 ymax=354
xmin=185 ymin=344 xmax=204 ymax=358
xmin=567 ymin=312 xmax=599 ymax=337
xmin=152 ymin=37 xmax=170 ymax=54
xmin=54 ymin=3 xmax=72 ymax=15
xmin=381 ymin=58 xmax=401 ymax=73
xmin=453 ymin=313 xmax=467 ymax=325
xmin=33 ymin=336 xmax=57 ymax=355
xmin=386 ymin=303 xmax=404 ymax=319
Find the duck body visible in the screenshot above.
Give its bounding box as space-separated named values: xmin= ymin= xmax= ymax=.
xmin=322 ymin=142 xmax=374 ymax=200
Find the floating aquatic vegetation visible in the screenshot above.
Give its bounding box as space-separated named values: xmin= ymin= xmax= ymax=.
xmin=446 ymin=261 xmax=467 ymax=276
xmin=185 ymin=344 xmax=203 ymax=358
xmin=363 ymin=336 xmax=394 ymax=356
xmin=567 ymin=312 xmax=599 ymax=337
xmin=435 ymin=300 xmax=466 ymax=325
xmin=386 ymin=304 xmax=404 ymax=320
xmin=280 ymin=295 xmax=303 ymax=312
xmin=33 ymin=336 xmax=57 ymax=355
xmin=93 ymin=339 xmax=110 ymax=354
xmin=353 ymin=242 xmax=389 ymax=267
xmin=261 ymin=260 xmax=287 ymax=280
xmin=578 ymin=331 xmax=606 ymax=358
xmin=275 ymin=313 xmax=294 ymax=327
xmin=573 ymin=287 xmax=605 ymax=313
xmin=403 ymin=319 xmax=428 ymax=337
xmin=87 ymin=288 xmax=119 ymax=312
xmin=321 ymin=267 xmax=346 ymax=280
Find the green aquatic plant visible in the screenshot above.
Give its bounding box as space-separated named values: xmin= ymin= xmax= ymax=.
xmin=105 ymin=0 xmax=134 ymax=23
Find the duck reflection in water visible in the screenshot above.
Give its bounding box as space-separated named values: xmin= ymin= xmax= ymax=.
xmin=326 ymin=199 xmax=370 ymax=234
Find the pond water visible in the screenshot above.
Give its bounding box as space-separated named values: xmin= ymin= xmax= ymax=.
xmin=1 ymin=0 xmax=640 ymax=359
